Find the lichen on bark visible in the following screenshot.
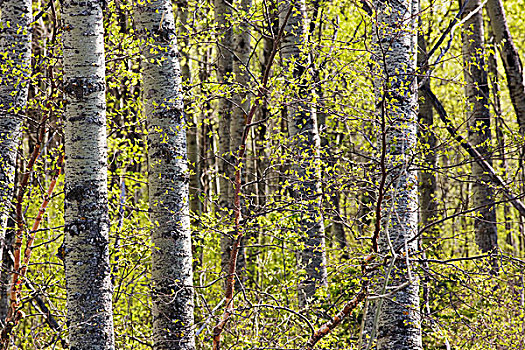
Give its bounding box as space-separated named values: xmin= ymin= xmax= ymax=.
xmin=135 ymin=0 xmax=196 ymax=348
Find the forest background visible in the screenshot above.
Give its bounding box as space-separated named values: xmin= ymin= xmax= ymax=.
xmin=0 ymin=0 xmax=524 ymax=349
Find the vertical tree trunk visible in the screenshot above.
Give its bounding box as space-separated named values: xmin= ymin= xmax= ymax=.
xmin=215 ymin=0 xmax=236 ymax=279
xmin=178 ymin=0 xmax=201 ymax=219
xmin=279 ymin=0 xmax=328 ymax=306
xmin=311 ymin=6 xmax=348 ymax=255
xmin=486 ymin=0 xmax=525 ymax=134
xmin=487 ymin=25 xmax=514 ymax=251
xmin=135 ymin=1 xmax=196 ymax=349
xmin=178 ymin=1 xmax=204 ymax=268
xmin=230 ymin=0 xmax=251 ymax=153
xmin=0 ymin=224 xmax=14 ymax=324
xmin=362 ymin=0 xmax=423 ymax=348
xmin=230 ymin=0 xmax=252 ymax=283
xmin=62 ymin=1 xmax=115 ymax=349
xmin=461 ymin=0 xmax=499 ymax=254
xmin=417 ymin=29 xmax=437 ymax=233
xmin=215 ymin=0 xmax=247 ymax=285
xmin=0 ymin=0 xmax=32 ymax=266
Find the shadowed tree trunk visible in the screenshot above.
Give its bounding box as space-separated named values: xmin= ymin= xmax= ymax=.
xmin=487 ymin=25 xmax=514 ymax=251
xmin=62 ymin=0 xmax=115 ymax=348
xmin=486 ymin=0 xmax=525 ymax=134
xmin=230 ymin=0 xmax=252 ymax=282
xmin=361 ymin=0 xmax=423 ymax=348
xmin=230 ymin=0 xmax=251 ymax=154
xmin=0 ymin=0 xmax=32 ymax=322
xmin=215 ymin=0 xmax=232 ymax=220
xmin=135 ymin=1 xmax=196 ymax=349
xmin=279 ymin=0 xmax=328 ymax=307
xmin=461 ymin=0 xmax=498 ymax=255
xmin=486 ymin=0 xmax=524 ymax=252
xmin=417 ymin=29 xmax=437 ymax=235
xmin=215 ymin=0 xmax=247 ymax=286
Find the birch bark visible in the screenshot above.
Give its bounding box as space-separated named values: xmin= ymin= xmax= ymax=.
xmin=0 ymin=0 xmax=32 ymax=266
xmin=135 ymin=1 xmax=196 ymax=349
xmin=279 ymin=0 xmax=328 ymax=306
xmin=461 ymin=0 xmax=498 ymax=254
xmin=362 ymin=0 xmax=423 ymax=348
xmin=62 ymin=0 xmax=115 ymax=348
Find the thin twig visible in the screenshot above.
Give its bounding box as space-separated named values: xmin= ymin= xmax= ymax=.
xmin=421 ymin=85 xmax=525 ymax=218
xmin=211 ymin=5 xmax=294 ymax=350
xmin=1 ymin=151 xmax=63 ymax=348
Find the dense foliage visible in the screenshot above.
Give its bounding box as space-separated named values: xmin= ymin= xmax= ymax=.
xmin=1 ymin=0 xmax=525 ymax=348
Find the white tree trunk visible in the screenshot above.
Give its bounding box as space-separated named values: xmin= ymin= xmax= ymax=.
xmin=0 ymin=0 xmax=32 ymax=322
xmin=461 ymin=0 xmax=498 ymax=254
xmin=279 ymin=0 xmax=328 ymax=306
xmin=135 ymin=1 xmax=196 ymax=349
xmin=362 ymin=0 xmax=423 ymax=348
xmin=62 ymin=1 xmax=115 ymax=348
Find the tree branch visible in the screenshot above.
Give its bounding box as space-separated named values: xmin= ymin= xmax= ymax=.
xmin=421 ymin=85 xmax=525 ymax=218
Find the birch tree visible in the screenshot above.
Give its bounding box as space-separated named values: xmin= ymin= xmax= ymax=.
xmin=62 ymin=0 xmax=115 ymax=348
xmin=0 ymin=0 xmax=32 ymax=321
xmin=461 ymin=0 xmax=498 ymax=254
xmin=361 ymin=0 xmax=423 ymax=348
xmin=135 ymin=0 xmax=196 ymax=348
xmin=279 ymin=0 xmax=328 ymax=306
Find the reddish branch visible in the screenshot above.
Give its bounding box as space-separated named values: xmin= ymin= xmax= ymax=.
xmin=304 ymin=54 xmax=525 ymax=350
xmin=212 ymin=5 xmax=294 ymax=350
xmin=18 ymin=154 xmax=64 ymax=288
xmin=304 ymin=284 xmax=368 ymax=350
xmin=302 ymin=250 xmax=381 ymax=349
xmin=1 ymin=153 xmax=63 ymax=347
xmin=1 ymin=119 xmax=64 ymax=348
xmin=12 ymin=117 xmax=48 ymax=299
